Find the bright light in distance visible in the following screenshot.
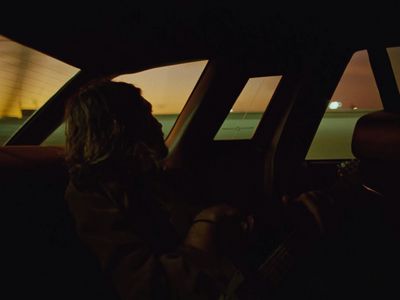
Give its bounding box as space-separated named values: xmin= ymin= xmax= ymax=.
xmin=328 ymin=101 xmax=342 ymax=110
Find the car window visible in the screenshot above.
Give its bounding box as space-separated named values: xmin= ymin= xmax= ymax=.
xmin=0 ymin=35 xmax=79 ymax=145
xmin=43 ymin=60 xmax=208 ymax=146
xmin=214 ymin=76 xmax=282 ymax=140
xmin=387 ymin=46 xmax=400 ymax=92
xmin=306 ymin=49 xmax=383 ymax=160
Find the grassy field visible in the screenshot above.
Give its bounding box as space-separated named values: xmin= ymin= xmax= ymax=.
xmin=1 ymin=111 xmax=371 ymax=160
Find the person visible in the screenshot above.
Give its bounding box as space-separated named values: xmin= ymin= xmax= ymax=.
xmin=64 ymin=80 xmax=253 ymax=300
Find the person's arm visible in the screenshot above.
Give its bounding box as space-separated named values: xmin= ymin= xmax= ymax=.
xmin=184 ymin=204 xmax=240 ymax=254
xmin=66 ymin=183 xmax=244 ymax=300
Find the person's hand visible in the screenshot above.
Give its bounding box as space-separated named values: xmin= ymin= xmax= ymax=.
xmin=185 ymin=203 xmax=255 ymax=257
xmin=195 ymin=204 xmax=255 ymax=259
xmin=193 ymin=204 xmax=255 ymax=237
xmin=193 ymin=203 xmax=241 ymax=223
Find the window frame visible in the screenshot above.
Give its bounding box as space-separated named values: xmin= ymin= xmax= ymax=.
xmin=368 ymin=47 xmax=400 ymax=111
xmin=306 ymin=48 xmax=385 ymax=160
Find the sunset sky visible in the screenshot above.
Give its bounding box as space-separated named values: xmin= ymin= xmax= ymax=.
xmin=331 ymin=50 xmax=382 ymax=109
xmin=0 ymin=35 xmax=397 ymax=118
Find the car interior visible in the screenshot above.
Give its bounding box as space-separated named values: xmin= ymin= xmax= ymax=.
xmin=2 ymin=3 xmax=400 ymax=299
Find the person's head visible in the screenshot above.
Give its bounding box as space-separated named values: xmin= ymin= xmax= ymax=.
xmin=65 ymin=80 xmax=168 ymax=176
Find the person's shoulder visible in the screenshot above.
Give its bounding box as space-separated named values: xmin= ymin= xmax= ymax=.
xmin=65 ymin=178 xmax=124 ymax=210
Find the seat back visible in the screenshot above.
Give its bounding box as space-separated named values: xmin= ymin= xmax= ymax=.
xmin=322 ymin=110 xmax=400 ymax=298
xmin=272 ymin=111 xmax=400 ymax=299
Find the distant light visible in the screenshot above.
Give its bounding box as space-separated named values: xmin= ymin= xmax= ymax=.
xmin=230 ymin=109 xmax=234 ymax=112
xmin=328 ymin=101 xmax=342 ymax=110
xmin=352 ymin=106 xmax=358 ymax=110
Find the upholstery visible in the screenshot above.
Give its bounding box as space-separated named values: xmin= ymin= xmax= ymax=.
xmin=352 ymin=110 xmax=400 ymax=196
xmin=352 ymin=110 xmax=400 ymax=161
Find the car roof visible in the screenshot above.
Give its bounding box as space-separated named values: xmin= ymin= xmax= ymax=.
xmin=3 ymin=3 xmax=400 ymax=74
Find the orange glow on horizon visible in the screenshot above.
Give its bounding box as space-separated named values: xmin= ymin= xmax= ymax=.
xmin=331 ymin=50 xmax=382 ymax=110
xmin=0 ymin=35 xmax=79 ymax=118
xmin=113 ymin=60 xmax=208 ymax=115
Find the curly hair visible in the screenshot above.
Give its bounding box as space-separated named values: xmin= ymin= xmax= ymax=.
xmin=65 ymin=80 xmax=167 ymax=185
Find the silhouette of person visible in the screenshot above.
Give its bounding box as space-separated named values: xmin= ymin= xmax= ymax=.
xmin=64 ymin=80 xmax=252 ymax=300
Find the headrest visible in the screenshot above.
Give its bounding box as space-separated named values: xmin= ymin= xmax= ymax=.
xmin=352 ymin=111 xmax=400 ymax=161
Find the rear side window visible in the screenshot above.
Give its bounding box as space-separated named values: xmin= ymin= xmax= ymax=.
xmin=306 ymin=50 xmax=383 ymax=160
xmin=214 ymin=76 xmax=282 ymax=140
xmin=43 ymin=60 xmax=208 ymax=145
xmin=0 ymin=35 xmax=79 ymax=145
